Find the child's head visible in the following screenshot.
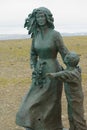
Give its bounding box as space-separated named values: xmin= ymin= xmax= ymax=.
xmin=64 ymin=52 xmax=80 ymax=67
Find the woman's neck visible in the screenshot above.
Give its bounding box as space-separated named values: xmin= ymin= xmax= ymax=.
xmin=40 ymin=25 xmax=49 ymax=33
xmin=39 ymin=25 xmax=50 ymax=38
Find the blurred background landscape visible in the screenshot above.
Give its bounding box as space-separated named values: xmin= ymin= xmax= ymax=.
xmin=0 ymin=36 xmax=87 ymax=130
xmin=0 ymin=0 xmax=87 ymax=130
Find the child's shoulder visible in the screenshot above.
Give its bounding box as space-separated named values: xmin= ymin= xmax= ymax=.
xmin=65 ymin=66 xmax=81 ymax=75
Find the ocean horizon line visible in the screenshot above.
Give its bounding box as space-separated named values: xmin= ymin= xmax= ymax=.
xmin=0 ymin=32 xmax=87 ymax=40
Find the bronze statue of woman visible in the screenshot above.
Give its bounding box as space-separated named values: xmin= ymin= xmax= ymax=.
xmin=16 ymin=7 xmax=69 ymax=130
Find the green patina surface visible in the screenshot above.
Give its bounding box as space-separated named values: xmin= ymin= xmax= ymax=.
xmin=47 ymin=52 xmax=87 ymax=130
xmin=16 ymin=7 xmax=69 ymax=130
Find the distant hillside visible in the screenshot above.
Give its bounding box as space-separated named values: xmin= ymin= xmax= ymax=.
xmin=0 ymin=34 xmax=30 ymax=40
xmin=0 ymin=32 xmax=87 ymax=40
xmin=62 ymin=32 xmax=87 ymax=36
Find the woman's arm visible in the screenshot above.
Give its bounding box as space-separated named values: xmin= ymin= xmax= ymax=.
xmin=30 ymin=38 xmax=38 ymax=69
xmin=55 ymin=32 xmax=69 ymax=60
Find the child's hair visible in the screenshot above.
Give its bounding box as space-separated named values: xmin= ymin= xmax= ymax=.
xmin=64 ymin=52 xmax=80 ymax=67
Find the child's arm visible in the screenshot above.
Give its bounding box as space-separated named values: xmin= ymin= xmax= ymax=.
xmin=46 ymin=71 xmax=68 ymax=82
xmin=47 ymin=69 xmax=81 ymax=83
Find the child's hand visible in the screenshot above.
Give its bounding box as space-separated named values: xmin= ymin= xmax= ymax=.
xmin=46 ymin=73 xmax=56 ymax=78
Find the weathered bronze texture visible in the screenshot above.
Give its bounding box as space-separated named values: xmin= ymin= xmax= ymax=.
xmin=47 ymin=52 xmax=87 ymax=130
xmin=16 ymin=7 xmax=69 ymax=130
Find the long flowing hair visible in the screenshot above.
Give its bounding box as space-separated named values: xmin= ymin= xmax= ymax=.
xmin=24 ymin=7 xmax=54 ymax=37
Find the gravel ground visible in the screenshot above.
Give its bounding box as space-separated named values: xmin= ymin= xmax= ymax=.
xmin=0 ymin=38 xmax=87 ymax=130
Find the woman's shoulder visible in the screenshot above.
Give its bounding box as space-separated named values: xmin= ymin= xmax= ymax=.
xmin=52 ymin=30 xmax=62 ymax=40
xmin=52 ymin=30 xmax=62 ymax=37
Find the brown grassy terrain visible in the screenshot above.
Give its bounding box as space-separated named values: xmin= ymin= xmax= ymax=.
xmin=0 ymin=36 xmax=87 ymax=130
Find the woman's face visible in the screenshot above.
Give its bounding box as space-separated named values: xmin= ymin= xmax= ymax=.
xmin=36 ymin=12 xmax=47 ymax=26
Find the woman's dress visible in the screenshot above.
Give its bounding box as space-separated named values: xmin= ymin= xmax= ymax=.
xmin=16 ymin=30 xmax=69 ymax=130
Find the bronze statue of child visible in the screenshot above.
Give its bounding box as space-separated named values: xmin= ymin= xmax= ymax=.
xmin=47 ymin=52 xmax=87 ymax=130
